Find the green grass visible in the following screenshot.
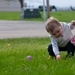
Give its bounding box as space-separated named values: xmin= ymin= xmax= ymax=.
xmin=0 ymin=11 xmax=75 ymax=75
xmin=50 ymin=11 xmax=75 ymax=22
xmin=0 ymin=37 xmax=75 ymax=75
xmin=0 ymin=11 xmax=75 ymax=22
xmin=0 ymin=11 xmax=20 ymax=20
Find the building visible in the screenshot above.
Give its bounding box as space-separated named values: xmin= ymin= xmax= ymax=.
xmin=0 ymin=0 xmax=21 ymax=11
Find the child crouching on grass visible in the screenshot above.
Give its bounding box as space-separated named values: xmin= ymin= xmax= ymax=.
xmin=45 ymin=17 xmax=75 ymax=60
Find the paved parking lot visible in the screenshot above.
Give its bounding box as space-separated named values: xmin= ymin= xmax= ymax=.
xmin=0 ymin=20 xmax=49 ymax=39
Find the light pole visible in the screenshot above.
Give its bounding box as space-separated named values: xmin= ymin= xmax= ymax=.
xmin=43 ymin=0 xmax=46 ymax=21
xmin=46 ymin=0 xmax=50 ymax=18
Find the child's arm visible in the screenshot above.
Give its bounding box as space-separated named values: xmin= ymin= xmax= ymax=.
xmin=71 ymin=20 xmax=75 ymax=26
xmin=67 ymin=20 xmax=75 ymax=30
xmin=51 ymin=36 xmax=61 ymax=59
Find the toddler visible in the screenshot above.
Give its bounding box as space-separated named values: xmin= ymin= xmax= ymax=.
xmin=45 ymin=17 xmax=75 ymax=59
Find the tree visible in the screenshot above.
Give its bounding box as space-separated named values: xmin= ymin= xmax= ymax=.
xmin=19 ymin=0 xmax=23 ymax=8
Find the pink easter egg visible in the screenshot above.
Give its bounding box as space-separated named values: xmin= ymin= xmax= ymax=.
xmin=26 ymin=55 xmax=32 ymax=59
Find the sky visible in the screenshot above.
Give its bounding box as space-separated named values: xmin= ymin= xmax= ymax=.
xmin=24 ymin=0 xmax=75 ymax=8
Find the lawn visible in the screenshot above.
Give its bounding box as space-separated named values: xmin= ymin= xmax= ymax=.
xmin=0 ymin=11 xmax=75 ymax=75
xmin=0 ymin=11 xmax=75 ymax=22
xmin=0 ymin=37 xmax=75 ymax=75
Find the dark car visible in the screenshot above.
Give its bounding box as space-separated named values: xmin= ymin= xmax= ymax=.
xmin=39 ymin=5 xmax=57 ymax=11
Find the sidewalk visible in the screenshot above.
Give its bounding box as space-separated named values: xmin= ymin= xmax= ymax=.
xmin=0 ymin=20 xmax=75 ymax=39
xmin=0 ymin=20 xmax=49 ymax=39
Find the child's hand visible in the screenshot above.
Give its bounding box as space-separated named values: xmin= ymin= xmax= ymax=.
xmin=71 ymin=20 xmax=75 ymax=26
xmin=56 ymin=54 xmax=61 ymax=60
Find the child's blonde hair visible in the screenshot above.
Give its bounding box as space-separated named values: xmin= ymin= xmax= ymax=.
xmin=45 ymin=17 xmax=61 ymax=33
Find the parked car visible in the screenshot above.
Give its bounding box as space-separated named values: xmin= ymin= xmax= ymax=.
xmin=39 ymin=5 xmax=57 ymax=11
xmin=70 ymin=6 xmax=75 ymax=11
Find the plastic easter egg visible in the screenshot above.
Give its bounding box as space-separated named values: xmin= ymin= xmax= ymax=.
xmin=26 ymin=55 xmax=32 ymax=59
